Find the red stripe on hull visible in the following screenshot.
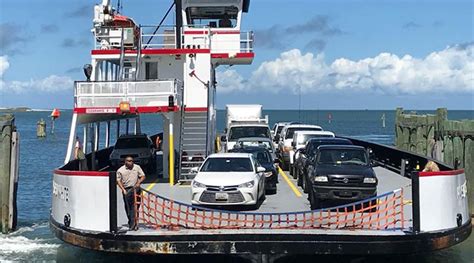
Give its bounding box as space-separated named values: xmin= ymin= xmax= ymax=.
xmin=54 ymin=169 xmax=109 ymax=177
xmin=419 ymin=169 xmax=465 ymax=177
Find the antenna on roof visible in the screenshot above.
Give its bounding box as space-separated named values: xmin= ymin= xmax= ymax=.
xmin=117 ymin=0 xmax=122 ymax=13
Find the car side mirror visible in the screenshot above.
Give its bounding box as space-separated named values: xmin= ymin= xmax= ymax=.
xmin=220 ymin=135 xmax=227 ymax=142
xmin=190 ymin=167 xmax=199 ymax=174
xmin=257 ymin=166 xmax=266 ymax=173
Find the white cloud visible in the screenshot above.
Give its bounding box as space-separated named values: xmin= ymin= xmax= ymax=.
xmin=217 ymin=43 xmax=474 ymax=95
xmin=216 ymin=69 xmax=249 ymax=93
xmin=0 ymin=56 xmax=9 ymax=78
xmin=0 ymin=56 xmax=73 ymax=93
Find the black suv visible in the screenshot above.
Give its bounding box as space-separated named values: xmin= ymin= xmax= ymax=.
xmin=294 ymin=138 xmax=353 ymax=190
xmin=306 ymin=145 xmax=377 ymax=210
xmin=109 ymin=134 xmax=155 ymax=171
xmin=229 ymin=146 xmax=278 ymax=194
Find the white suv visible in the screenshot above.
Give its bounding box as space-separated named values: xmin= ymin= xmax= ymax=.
xmin=290 ymin=130 xmax=335 ymax=177
xmin=277 ymin=124 xmax=323 ymax=170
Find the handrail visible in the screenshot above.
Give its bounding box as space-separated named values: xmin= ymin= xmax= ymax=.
xmin=74 ymin=79 xmax=183 ymax=108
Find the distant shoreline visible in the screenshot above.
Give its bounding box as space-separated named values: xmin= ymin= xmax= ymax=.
xmin=0 ymin=107 xmax=50 ymax=113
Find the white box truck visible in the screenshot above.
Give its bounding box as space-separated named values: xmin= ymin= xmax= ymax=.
xmin=222 ymin=105 xmax=270 ymax=151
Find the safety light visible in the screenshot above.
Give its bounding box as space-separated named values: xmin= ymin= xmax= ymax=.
xmin=119 ymin=101 xmax=130 ymax=113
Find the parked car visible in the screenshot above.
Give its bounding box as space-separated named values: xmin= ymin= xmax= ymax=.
xmin=229 ymin=146 xmax=278 ymax=194
xmin=109 ymin=134 xmax=155 ymax=171
xmin=271 ymin=122 xmax=291 ymax=142
xmin=294 ymin=137 xmax=353 ymax=187
xmin=234 ymin=137 xmax=277 ymax=162
xmin=289 ymin=130 xmax=335 ymax=178
xmin=191 ymin=153 xmax=266 ymax=208
xmin=277 ymin=124 xmax=323 ymax=170
xmin=305 ymin=145 xmax=377 ymax=210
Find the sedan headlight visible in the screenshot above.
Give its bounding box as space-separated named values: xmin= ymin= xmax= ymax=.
xmin=238 ymin=180 xmax=255 ymax=188
xmin=314 ymin=176 xmax=328 ymax=182
xmin=192 ymin=180 xmax=206 ymax=188
xmin=264 ymin=171 xmax=273 ymax=177
xmin=363 ymin=177 xmax=377 ymax=184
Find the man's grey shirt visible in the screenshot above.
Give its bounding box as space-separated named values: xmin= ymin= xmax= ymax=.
xmin=117 ymin=164 xmax=145 ymax=188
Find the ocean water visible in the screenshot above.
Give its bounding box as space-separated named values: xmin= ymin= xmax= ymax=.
xmin=0 ymin=110 xmax=473 ymax=262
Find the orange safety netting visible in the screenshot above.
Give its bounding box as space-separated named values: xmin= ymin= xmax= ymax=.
xmin=133 ymin=189 xmax=405 ymax=230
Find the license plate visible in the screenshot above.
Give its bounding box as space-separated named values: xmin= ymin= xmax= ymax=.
xmin=215 ymin=192 xmax=228 ymax=200
xmin=340 ymin=191 xmax=352 ymax=197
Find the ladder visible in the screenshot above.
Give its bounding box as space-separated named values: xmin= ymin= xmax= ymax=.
xmin=179 ymin=111 xmax=208 ymax=181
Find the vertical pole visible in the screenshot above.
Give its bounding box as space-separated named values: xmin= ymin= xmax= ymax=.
xmin=109 ymin=171 xmax=118 ymax=233
xmin=0 ymin=114 xmax=14 ymax=233
xmin=125 ymin=119 xmax=130 ymax=135
xmin=105 ymin=121 xmax=111 ymax=148
xmin=175 ymin=0 xmax=182 ymax=49
xmin=116 ymin=120 xmax=121 ymax=139
xmin=91 ymin=123 xmax=97 ymax=171
xmin=411 ymin=171 xmax=421 ymax=233
xmin=83 ymin=125 xmax=88 ymax=153
xmin=169 ymin=121 xmax=174 ymax=186
xmin=135 ymin=115 xmax=141 ymax=134
xmin=94 ymin=122 xmax=100 ymax=151
xmin=65 ymin=113 xmax=78 ymax=164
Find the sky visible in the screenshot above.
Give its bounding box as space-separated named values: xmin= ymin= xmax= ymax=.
xmin=0 ymin=0 xmax=473 ymax=110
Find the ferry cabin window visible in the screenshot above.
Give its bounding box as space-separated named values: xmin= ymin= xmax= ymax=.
xmin=145 ymin=62 xmax=158 ymax=80
xmin=186 ymin=6 xmax=238 ymax=28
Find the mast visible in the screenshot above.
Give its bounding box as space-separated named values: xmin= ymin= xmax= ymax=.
xmin=175 ymin=0 xmax=182 ymax=48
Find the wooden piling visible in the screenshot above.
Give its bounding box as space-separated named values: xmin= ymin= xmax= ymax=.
xmin=395 ymin=108 xmax=474 ymax=215
xmin=37 ymin=118 xmax=46 ymax=137
xmin=0 ymin=114 xmax=19 ymax=233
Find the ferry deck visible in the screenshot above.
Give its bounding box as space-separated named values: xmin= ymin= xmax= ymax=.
xmin=50 ymin=0 xmax=470 ymax=256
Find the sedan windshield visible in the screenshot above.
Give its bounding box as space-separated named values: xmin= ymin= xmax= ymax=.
xmin=297 ymin=134 xmax=333 ymax=144
xmin=238 ymin=140 xmax=272 ymax=151
xmin=229 ymin=126 xmax=270 ymax=140
xmin=317 ymin=149 xmax=368 ymax=165
xmin=286 ymin=127 xmax=322 ymax=139
xmin=201 ymin=157 xmax=253 ymax=172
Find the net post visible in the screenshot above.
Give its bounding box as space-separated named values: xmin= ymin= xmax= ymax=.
xmin=109 ymin=171 xmax=118 ymax=233
xmin=411 ymin=171 xmax=421 ymax=233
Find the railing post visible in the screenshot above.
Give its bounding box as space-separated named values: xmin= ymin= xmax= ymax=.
xmin=109 ymin=171 xmax=118 ymax=233
xmin=411 ymin=171 xmax=421 ymax=233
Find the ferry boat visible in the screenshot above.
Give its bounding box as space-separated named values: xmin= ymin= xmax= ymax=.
xmin=50 ymin=0 xmax=471 ymax=256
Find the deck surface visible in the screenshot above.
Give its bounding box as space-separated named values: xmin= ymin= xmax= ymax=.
xmin=116 ymin=166 xmax=412 ymax=236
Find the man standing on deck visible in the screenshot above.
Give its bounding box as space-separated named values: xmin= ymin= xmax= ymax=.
xmin=116 ymin=156 xmax=146 ymax=230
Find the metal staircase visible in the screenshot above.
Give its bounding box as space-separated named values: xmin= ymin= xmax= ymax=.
xmin=179 ymin=111 xmax=208 ymax=181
